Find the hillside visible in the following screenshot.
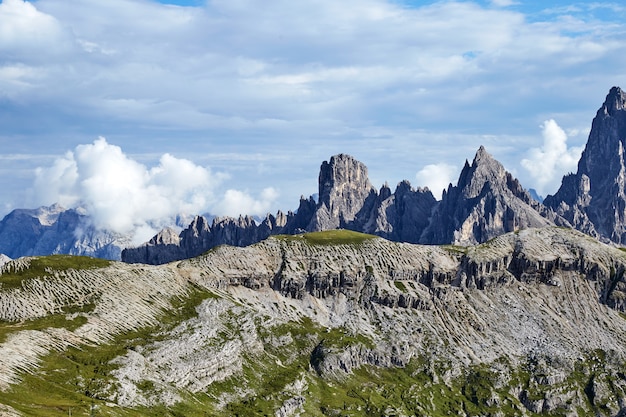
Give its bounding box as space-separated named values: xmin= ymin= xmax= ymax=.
xmin=2 ymin=228 xmax=626 ymax=416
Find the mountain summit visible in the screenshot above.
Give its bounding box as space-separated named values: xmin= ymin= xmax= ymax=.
xmin=307 ymin=153 xmax=377 ymax=231
xmin=7 ymin=87 xmax=626 ymax=264
xmin=421 ymin=146 xmax=559 ymax=245
xmin=123 ymin=147 xmax=559 ymax=264
xmin=545 ymin=86 xmax=626 ymax=243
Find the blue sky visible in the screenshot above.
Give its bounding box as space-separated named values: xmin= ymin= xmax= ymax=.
xmin=1 ymin=0 xmax=625 ymax=242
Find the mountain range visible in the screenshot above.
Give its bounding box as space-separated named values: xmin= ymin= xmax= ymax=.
xmin=121 ymin=88 xmax=626 ymax=264
xmin=3 ymin=88 xmax=626 ymax=416
xmin=2 ymin=87 xmax=626 ymax=264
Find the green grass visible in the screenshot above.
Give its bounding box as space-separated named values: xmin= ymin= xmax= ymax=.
xmin=277 ymin=229 xmax=376 ymax=246
xmin=0 ymin=309 xmax=90 ymax=344
xmin=0 ymin=255 xmax=111 ymax=290
xmin=0 ymin=286 xmax=218 ymax=417
xmin=441 ymin=244 xmax=468 ymax=255
xmin=2 ymin=277 xmax=624 ymax=417
xmin=394 ymin=280 xmax=408 ymax=292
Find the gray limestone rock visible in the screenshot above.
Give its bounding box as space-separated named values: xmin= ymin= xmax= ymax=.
xmin=0 ymin=204 xmax=132 ymax=260
xmin=545 ymin=86 xmax=626 ymax=244
xmin=306 ymin=153 xmax=377 ymax=231
xmin=124 ymin=150 xmax=559 ymax=264
xmin=421 ymin=146 xmax=561 ymax=245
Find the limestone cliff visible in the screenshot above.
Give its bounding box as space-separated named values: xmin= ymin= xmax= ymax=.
xmin=123 ymin=153 xmax=439 ymax=264
xmin=306 ymin=153 xmax=377 ymax=231
xmin=421 ymin=146 xmax=564 ymax=245
xmin=545 ymin=86 xmax=626 ymax=244
xmin=3 ymin=228 xmax=626 ymax=416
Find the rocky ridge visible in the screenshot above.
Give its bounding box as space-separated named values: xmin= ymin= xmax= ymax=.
xmin=123 ymin=86 xmax=626 ymax=265
xmin=124 ymin=148 xmax=553 ymax=264
xmin=545 ymin=86 xmax=626 ymax=243
xmin=0 ymin=205 xmax=131 ymax=260
xmin=2 ymin=227 xmax=626 ymax=415
xmin=421 ymin=146 xmax=565 ymax=245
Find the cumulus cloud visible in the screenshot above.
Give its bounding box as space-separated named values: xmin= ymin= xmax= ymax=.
xmin=213 ymin=187 xmax=279 ymax=218
xmin=0 ymin=0 xmax=72 ymax=60
xmin=521 ymin=120 xmax=584 ymax=196
xmin=33 ymin=138 xmax=229 ymax=243
xmin=1 ymin=0 xmax=626 ymax=217
xmin=415 ymin=163 xmax=457 ymax=200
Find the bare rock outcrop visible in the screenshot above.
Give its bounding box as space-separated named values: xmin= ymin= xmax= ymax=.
xmin=306 ymin=153 xmax=377 ymax=231
xmin=0 ymin=204 xmax=132 ymax=260
xmin=422 ymin=146 xmax=565 ymax=245
xmin=545 ymin=86 xmax=626 ymax=243
xmin=4 ymin=227 xmax=626 ymax=415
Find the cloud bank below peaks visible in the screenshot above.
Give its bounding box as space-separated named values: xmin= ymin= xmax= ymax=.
xmin=33 ymin=138 xmax=279 ymax=243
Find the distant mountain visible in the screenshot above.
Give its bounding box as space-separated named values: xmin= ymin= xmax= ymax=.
xmin=125 ymin=87 xmax=626 ymax=265
xmin=124 ymin=149 xmax=560 ymax=264
xmin=545 ymin=86 xmax=626 ymax=243
xmin=12 ymin=87 xmax=626 ymax=263
xmin=0 ymin=204 xmax=194 ymax=260
xmin=0 ymin=204 xmax=130 ymax=260
xmin=122 ymin=154 xmax=439 ymax=264
xmin=528 ymin=188 xmax=544 ymax=203
xmin=421 ymin=146 xmax=567 ymax=245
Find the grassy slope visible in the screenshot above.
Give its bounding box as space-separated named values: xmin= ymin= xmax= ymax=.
xmin=0 ymin=234 xmax=625 ymax=416
xmin=0 ymin=255 xmax=111 ymax=290
xmin=276 ymin=229 xmax=377 ymax=246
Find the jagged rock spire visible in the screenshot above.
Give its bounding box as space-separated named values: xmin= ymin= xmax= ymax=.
xmin=308 ymin=154 xmax=377 ymax=231
xmin=545 ymin=86 xmax=626 ymax=243
xmin=421 ymin=146 xmax=555 ymax=245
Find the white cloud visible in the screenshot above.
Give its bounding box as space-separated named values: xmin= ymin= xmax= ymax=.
xmin=1 ymin=0 xmax=626 ymax=218
xmin=521 ymin=120 xmax=583 ymax=196
xmin=33 ymin=137 xmax=227 ymax=243
xmin=0 ymin=0 xmax=73 ymax=60
xmin=415 ymin=163 xmax=457 ymax=200
xmin=213 ymin=187 xmax=279 ymax=218
xmin=31 ymin=137 xmax=284 ymax=243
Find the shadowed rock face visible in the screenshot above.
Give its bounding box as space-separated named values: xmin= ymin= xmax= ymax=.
xmin=123 ymin=149 xmax=562 ymax=264
xmin=0 ymin=204 xmax=131 ymax=260
xmin=421 ymin=146 xmax=561 ymax=245
xmin=545 ymin=86 xmax=626 ymax=243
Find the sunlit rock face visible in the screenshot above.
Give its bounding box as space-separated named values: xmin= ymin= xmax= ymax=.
xmin=421 ymin=146 xmax=564 ymax=245
xmin=546 ymin=86 xmax=626 ymax=244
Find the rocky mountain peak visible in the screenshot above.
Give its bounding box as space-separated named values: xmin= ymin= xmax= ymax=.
xmin=308 ymin=154 xmax=376 ymax=231
xmin=545 ymin=86 xmax=626 ymax=243
xmin=602 ymin=86 xmax=626 ymax=116
xmin=422 ymin=146 xmax=555 ymax=245
xmin=317 ymin=153 xmax=374 ymax=208
xmin=149 ymin=227 xmax=180 ymax=246
xmin=458 ymin=146 xmax=507 ymax=199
